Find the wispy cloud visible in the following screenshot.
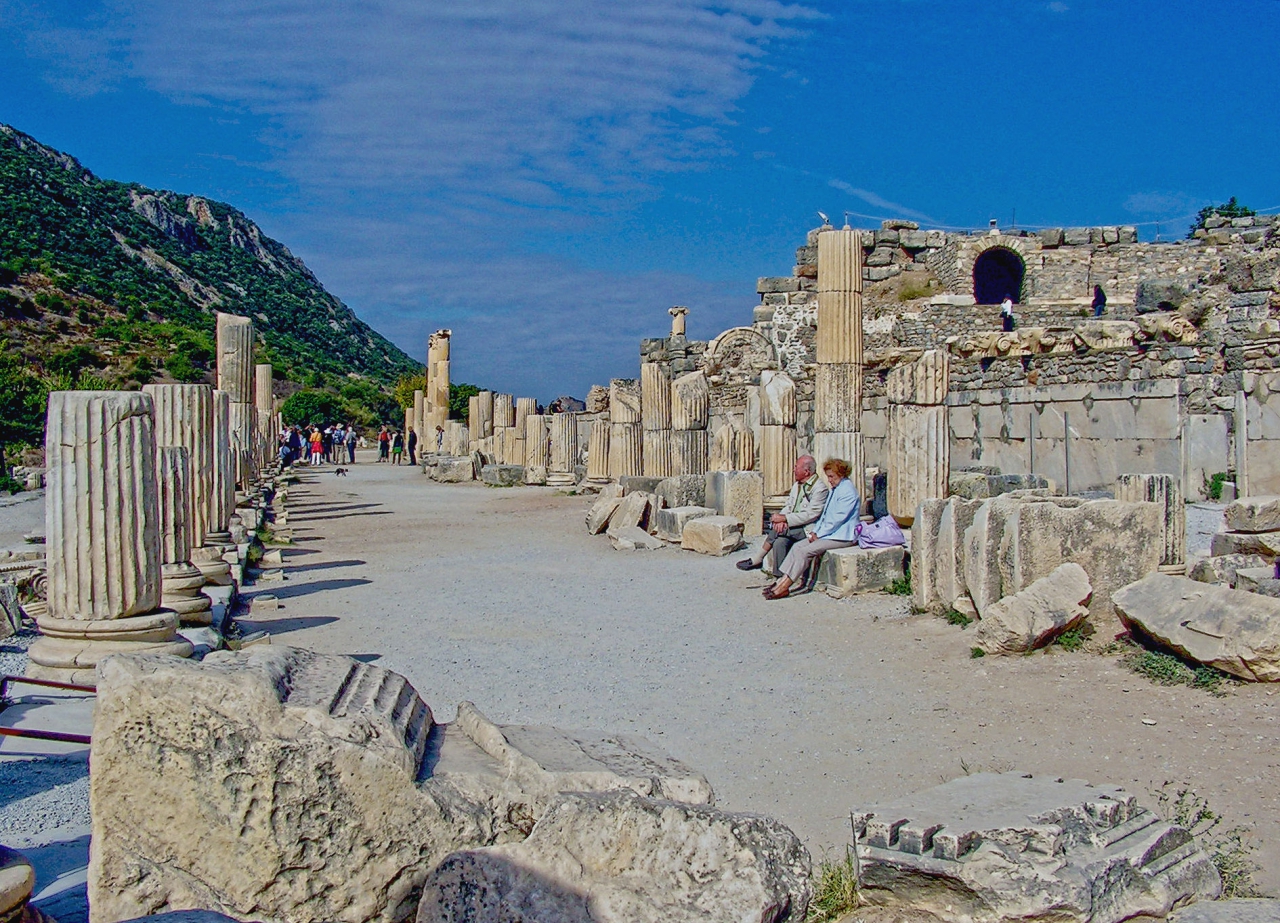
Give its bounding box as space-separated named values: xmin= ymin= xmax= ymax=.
xmin=826 ymin=178 xmax=938 ymax=225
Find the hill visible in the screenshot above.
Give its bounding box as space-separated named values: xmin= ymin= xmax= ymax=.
xmin=0 ymin=124 xmax=419 ymax=391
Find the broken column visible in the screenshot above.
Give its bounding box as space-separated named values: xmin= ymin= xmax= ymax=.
xmin=156 ymin=446 xmax=212 ymax=625
xmin=671 ymin=370 xmax=709 ymax=477
xmin=143 ymin=383 xmax=215 ymax=548
xmin=208 ymin=390 xmax=236 ymax=547
xmin=524 ymin=414 xmax=549 ymax=469
xmin=27 ymin=391 xmax=192 ymax=685
xmin=425 ymin=329 xmax=452 ymax=431
xmin=514 ymin=397 xmax=536 ymax=464
xmin=641 ymin=362 xmax=673 ymax=478
xmin=549 ymin=412 xmax=579 ymax=487
xmin=413 ymin=388 xmax=425 ymax=451
xmin=608 ymin=379 xmax=642 ymax=480
xmin=1115 ymin=473 xmax=1185 ymax=570
xmin=586 ymin=418 xmax=611 ymax=481
xmin=709 ymin=421 xmax=753 ymax=473
xmin=216 ymin=312 xmax=256 ymax=488
xmin=759 ymin=370 xmax=797 ymax=498
xmin=255 ymin=363 xmax=273 ymax=467
xmin=813 ymin=226 xmax=864 ymax=495
xmin=886 ymin=349 xmax=950 ymax=525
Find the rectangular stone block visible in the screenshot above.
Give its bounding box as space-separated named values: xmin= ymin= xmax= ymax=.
xmin=817 ymin=546 xmax=905 ymax=597
xmin=705 ymin=471 xmax=764 ymax=537
xmin=1225 ymin=495 xmax=1280 ymax=533
xmin=654 ymin=506 xmax=716 ymax=543
xmin=432 ymin=456 xmax=475 ymax=482
xmin=1210 ymin=530 xmax=1280 ymax=557
xmin=1115 ymin=473 xmax=1185 ymax=565
xmin=655 ymin=475 xmax=705 ymax=510
xmin=680 ymin=516 xmax=745 ymax=556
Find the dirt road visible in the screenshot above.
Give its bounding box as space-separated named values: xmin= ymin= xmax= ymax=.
xmin=245 ymin=458 xmax=1280 ymax=894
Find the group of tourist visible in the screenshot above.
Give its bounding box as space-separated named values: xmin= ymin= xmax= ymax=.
xmin=278 ymin=424 xmax=359 ymax=466
xmin=736 ymin=453 xmax=901 ymax=600
xmin=373 ymin=426 xmax=419 ymax=465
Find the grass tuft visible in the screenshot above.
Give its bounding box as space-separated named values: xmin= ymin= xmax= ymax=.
xmin=1155 ymin=782 xmax=1258 ymax=898
xmin=884 ymin=575 xmax=912 ymax=597
xmin=807 ymin=849 xmax=860 ymax=923
xmin=1122 ymin=649 xmax=1231 ymax=694
xmin=943 ymin=609 xmax=973 ymax=629
xmin=1053 ymin=625 xmax=1086 ymax=652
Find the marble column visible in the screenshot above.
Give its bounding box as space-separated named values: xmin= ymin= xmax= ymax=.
xmin=217 ymin=312 xmax=256 ymax=487
xmin=468 ymin=396 xmax=482 ymax=447
xmin=1116 ymin=473 xmax=1185 ymax=567
xmin=209 ymin=390 xmax=235 ymax=543
xmin=641 ymin=363 xmax=672 ymax=478
xmin=255 ymin=364 xmax=273 ymax=467
xmin=524 ymin=414 xmax=549 ymax=469
xmin=549 ymin=413 xmax=579 ymax=487
xmin=448 ymin=421 xmax=469 ymax=457
xmin=885 ymin=349 xmax=950 ymax=524
xmin=476 ymin=391 xmax=494 ymax=440
xmin=426 ymin=329 xmax=452 ymax=431
xmin=28 ymin=391 xmax=191 ymax=685
xmin=814 ymin=227 xmax=865 ymax=501
xmin=514 ymin=398 xmax=536 ymax=464
xmin=668 ymin=306 xmax=688 ymax=337
xmin=492 ymin=394 xmax=514 ymax=463
xmin=672 ymin=430 xmax=708 ymax=477
xmin=670 ymin=370 xmax=709 ymax=476
xmin=587 ymin=419 xmax=611 ymax=480
xmin=157 ymin=446 xmax=212 ymax=625
xmin=760 ymin=371 xmax=798 ymax=498
xmin=709 ymin=421 xmax=754 ymax=473
xmin=143 ymin=384 xmax=214 ymax=548
xmin=608 ymin=379 xmax=642 ymax=480
xmin=413 ymin=389 xmax=425 ymax=450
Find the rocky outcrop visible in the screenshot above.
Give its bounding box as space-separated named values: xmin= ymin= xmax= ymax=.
xmin=417 ymin=790 xmax=811 ymax=923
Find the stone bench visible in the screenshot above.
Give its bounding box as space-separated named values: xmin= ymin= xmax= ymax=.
xmin=815 ymin=546 xmax=905 ymax=597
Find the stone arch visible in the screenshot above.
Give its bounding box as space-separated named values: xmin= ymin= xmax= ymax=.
xmin=973 ymin=246 xmax=1026 ymax=305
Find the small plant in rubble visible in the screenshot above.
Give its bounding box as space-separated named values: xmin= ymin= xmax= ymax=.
xmin=1155 ymin=782 xmax=1258 ymax=899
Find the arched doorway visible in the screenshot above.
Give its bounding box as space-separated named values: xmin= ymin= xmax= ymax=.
xmin=973 ymin=247 xmax=1025 ymax=305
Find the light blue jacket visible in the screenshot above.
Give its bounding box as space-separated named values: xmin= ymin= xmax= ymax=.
xmin=812 ymin=478 xmax=861 ymax=542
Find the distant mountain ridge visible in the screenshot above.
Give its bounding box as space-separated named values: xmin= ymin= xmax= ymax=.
xmin=0 ymin=124 xmax=418 ymax=385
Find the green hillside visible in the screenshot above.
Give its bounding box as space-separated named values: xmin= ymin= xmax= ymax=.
xmin=0 ymin=124 xmax=419 ymax=389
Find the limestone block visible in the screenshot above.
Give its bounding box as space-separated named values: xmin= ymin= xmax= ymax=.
xmin=886 ymin=349 xmax=949 ymax=406
xmin=586 ymin=419 xmax=610 ymax=480
xmin=480 ymin=465 xmax=523 ymax=488
xmin=760 ymin=425 xmax=797 ymax=498
xmin=975 ymin=563 xmax=1092 ymax=654
xmin=144 ymin=384 xmax=216 ymax=547
xmin=670 ymin=371 xmax=709 ymax=431
xmin=816 ymin=546 xmax=904 ymax=597
xmin=608 ymin=422 xmax=642 ymax=479
xmin=1115 ymin=473 xmax=1185 ymax=566
xmin=1115 ymin=574 xmax=1280 ymax=681
xmin=670 ymin=429 xmax=708 ymax=477
xmin=618 ymin=477 xmax=664 ymax=495
xmin=549 ymin=413 xmax=578 ymax=474
xmin=523 ymin=466 xmax=548 ymax=486
xmin=759 ymin=370 xmax=796 ymax=427
xmin=89 ymin=649 xmax=714 ymax=923
xmin=655 ymin=475 xmax=705 ymax=510
xmin=680 ymin=516 xmax=744 ymax=556
xmin=653 ymin=506 xmax=715 ymax=543
xmin=886 ymin=404 xmax=949 ymax=523
xmin=586 ymin=497 xmax=621 ymax=535
xmin=610 ymin=526 xmax=667 ymax=551
xmin=949 ymin=471 xmax=1053 ymax=500
xmin=1210 ymin=530 xmax=1280 ymax=557
xmin=416 ymin=790 xmax=811 ymax=923
xmin=608 ymin=491 xmax=657 ymax=534
xmin=608 ymin=379 xmax=641 ymax=425
xmin=433 ymin=456 xmax=475 ymax=483
xmin=0 ymin=585 xmax=19 ymax=639
xmin=709 ymin=423 xmax=753 ymax=473
xmin=1225 ymin=495 xmax=1280 ymax=533
xmin=1189 ymin=553 xmax=1270 ymax=588
xmin=640 ymin=363 xmax=671 ymax=431
xmin=814 ymin=363 xmax=862 ymax=433
xmin=705 ymin=471 xmax=764 ymax=537
xmin=215 ymin=312 xmax=254 ymax=404
xmin=1233 ymin=567 xmax=1280 ymax=597
xmin=493 ymin=394 xmax=514 ymax=430
xmin=853 ymin=772 xmax=1221 ymax=923
xmin=524 ymin=415 xmax=549 ymax=469
xmin=642 ymin=429 xmax=673 ymax=479
xmin=910 ymin=498 xmax=948 ymax=613
xmin=966 ymin=495 xmax=1076 ymax=615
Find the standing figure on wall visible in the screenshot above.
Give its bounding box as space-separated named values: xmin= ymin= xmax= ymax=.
xmin=1000 ymin=295 xmax=1016 ymax=331
xmin=1092 ymin=285 xmax=1107 ymax=317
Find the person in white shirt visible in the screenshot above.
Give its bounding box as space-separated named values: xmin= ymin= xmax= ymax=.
xmin=736 ymin=455 xmax=829 ymax=577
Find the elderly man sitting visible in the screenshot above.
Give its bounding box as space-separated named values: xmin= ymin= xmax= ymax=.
xmin=736 ymin=454 xmax=829 ymax=577
xmin=763 ymin=457 xmax=861 ymax=600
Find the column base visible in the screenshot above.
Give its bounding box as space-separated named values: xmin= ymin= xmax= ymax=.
xmin=161 ymin=562 xmax=214 ymax=625
xmin=28 ymin=609 xmax=193 ymax=687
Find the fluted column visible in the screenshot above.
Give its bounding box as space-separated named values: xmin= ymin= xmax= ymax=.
xmin=28 ymin=391 xmax=190 ymax=685
xmin=587 ymin=419 xmax=611 ymax=480
xmin=640 ymin=363 xmax=672 ymax=478
xmin=1116 ymin=473 xmax=1185 ymax=567
xmin=760 ymin=371 xmax=798 ymax=497
xmin=608 ymin=379 xmax=642 ymax=480
xmin=524 ymin=414 xmax=549 ymax=468
xmin=255 ymin=364 xmax=273 ymax=467
xmin=217 ymin=312 xmax=256 ymax=487
xmin=814 ymin=227 xmax=865 ymax=500
xmin=209 ymin=390 xmax=235 ymax=542
xmin=468 ymin=396 xmax=481 ymax=447
xmin=886 ymin=349 xmax=950 ymax=524
xmin=413 ymin=389 xmax=425 ymax=449
xmin=548 ymin=413 xmax=579 ymax=487
xmin=157 ymin=446 xmax=212 ymax=625
xmin=426 ymin=329 xmax=452 ymax=431
xmin=670 ymin=370 xmax=709 ymax=476
xmin=143 ymin=384 xmax=214 ymax=547
xmin=514 ymin=398 xmax=536 ymax=464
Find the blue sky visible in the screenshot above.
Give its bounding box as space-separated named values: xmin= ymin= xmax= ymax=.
xmin=2 ymin=0 xmax=1278 ymax=400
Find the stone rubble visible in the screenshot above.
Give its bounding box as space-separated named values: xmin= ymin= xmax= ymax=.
xmin=974 ymin=562 xmax=1092 ymax=654
xmin=679 ymin=516 xmax=744 ymax=556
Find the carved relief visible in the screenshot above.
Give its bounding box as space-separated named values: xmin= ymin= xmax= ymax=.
xmin=704 ymin=327 xmax=777 ymax=386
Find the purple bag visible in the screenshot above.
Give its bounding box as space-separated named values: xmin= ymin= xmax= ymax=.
xmin=856 ymin=515 xmax=906 ymax=549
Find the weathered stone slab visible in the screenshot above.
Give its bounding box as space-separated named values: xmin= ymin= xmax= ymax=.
xmin=817 ymin=546 xmax=905 ymax=597
xmin=911 ymin=498 xmax=947 ymax=612
xmin=950 ymin=472 xmax=1052 ymax=501
xmin=1114 ymin=574 xmax=1280 ymax=681
xmin=1171 ymin=899 xmax=1280 ymax=923
xmin=432 ymin=456 xmax=475 ymax=483
xmin=619 ymin=475 xmax=664 ymax=496
xmin=1210 ymin=530 xmax=1280 ymax=557
xmin=705 ymin=470 xmax=764 ymax=537
xmin=610 ymin=526 xmax=666 ymax=551
xmin=680 ymin=516 xmax=744 ymax=556
xmin=0 ymin=584 xmax=19 ymax=640
xmin=480 ymin=464 xmax=523 ymax=487
xmin=90 ymin=648 xmax=713 ymax=923
xmin=653 ymin=506 xmax=715 ymax=543
xmin=1235 ymin=568 xmax=1280 ymax=598
xmin=608 ymin=491 xmax=657 ymax=533
xmin=853 ymin=772 xmax=1221 ymax=923
xmin=523 ymin=465 xmax=548 ymax=486
xmin=975 ymin=563 xmax=1091 ymax=654
xmin=586 ymin=496 xmax=621 ymax=535
xmin=417 ymin=790 xmax=811 ymax=923
xmin=1188 ymin=553 xmax=1270 ymax=587
xmin=1226 ymin=496 xmax=1280 ymax=533
xmin=655 ymin=474 xmax=705 ymax=510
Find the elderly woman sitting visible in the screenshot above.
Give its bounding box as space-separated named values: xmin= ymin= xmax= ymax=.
xmin=762 ymin=457 xmax=861 ymax=600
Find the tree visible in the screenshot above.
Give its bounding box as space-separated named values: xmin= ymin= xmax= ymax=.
xmin=1189 ymin=197 xmax=1256 ymax=237
xmin=391 ymin=372 xmax=427 ymax=409
xmin=280 ymin=389 xmax=346 ymax=426
xmin=0 ymin=354 xmax=47 ymax=482
xmin=450 ymin=382 xmax=481 ymax=422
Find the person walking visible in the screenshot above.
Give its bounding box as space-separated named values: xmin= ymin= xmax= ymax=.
xmin=345 ymin=425 xmax=358 ymax=464
xmin=435 ymin=425 xmax=445 ymax=452
xmin=309 ymin=427 xmax=324 ymax=467
xmin=390 ymin=430 xmax=404 ymax=465
xmin=377 ymin=426 xmax=390 ymax=463
xmin=1092 ymin=285 xmax=1107 ymax=317
xmin=761 ymin=458 xmax=861 ymax=600
xmin=322 ymin=425 xmax=334 ymax=464
xmin=407 ymin=427 xmax=418 ymax=466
